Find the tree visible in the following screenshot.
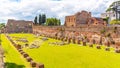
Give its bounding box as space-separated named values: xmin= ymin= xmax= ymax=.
xmin=58 ymin=19 xmax=61 ymax=25
xmin=41 ymin=14 xmax=46 ymax=24
xmin=106 ymin=1 xmax=120 ymax=12
xmin=46 ymin=18 xmax=61 ymax=26
xmin=39 ymin=14 xmax=42 ymax=25
xmin=106 ymin=1 xmax=120 ymax=20
xmin=0 ymin=23 xmax=5 ymax=29
xmin=103 ymin=17 xmax=109 ymax=24
xmin=34 ymin=16 xmax=38 ymax=25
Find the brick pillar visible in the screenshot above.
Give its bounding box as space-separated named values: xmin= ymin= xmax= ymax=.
xmin=36 ymin=63 xmax=44 ymax=68
xmin=106 ymin=41 xmax=110 ymax=47
xmin=68 ymin=38 xmax=71 ymax=43
xmin=77 ymin=39 xmax=80 ymax=44
xmin=63 ymin=37 xmax=67 ymax=42
xmin=82 ymin=40 xmax=86 ymax=46
xmin=96 ymin=45 xmax=101 ymax=49
xmin=72 ymin=38 xmax=75 ymax=44
xmin=92 ymin=39 xmax=96 ymax=44
xmin=99 ymin=37 xmax=102 ymax=45
xmin=89 ymin=43 xmax=93 ymax=47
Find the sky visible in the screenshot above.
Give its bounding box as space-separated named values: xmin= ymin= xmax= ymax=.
xmin=0 ymin=0 xmax=117 ymax=24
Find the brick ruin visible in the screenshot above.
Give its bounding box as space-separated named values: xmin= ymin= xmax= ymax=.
xmin=33 ymin=25 xmax=120 ymax=48
xmin=64 ymin=10 xmax=106 ymax=27
xmin=5 ymin=19 xmax=33 ymax=33
xmin=4 ymin=10 xmax=120 ymax=48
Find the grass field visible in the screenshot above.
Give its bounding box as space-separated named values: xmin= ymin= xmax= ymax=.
xmin=7 ymin=34 xmax=120 ymax=68
xmin=1 ymin=34 xmax=31 ymax=68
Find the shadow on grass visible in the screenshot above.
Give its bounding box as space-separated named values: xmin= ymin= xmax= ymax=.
xmin=5 ymin=62 xmax=25 ymax=68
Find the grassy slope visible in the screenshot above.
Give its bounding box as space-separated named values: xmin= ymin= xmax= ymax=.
xmin=10 ymin=34 xmax=120 ymax=68
xmin=1 ymin=34 xmax=31 ymax=68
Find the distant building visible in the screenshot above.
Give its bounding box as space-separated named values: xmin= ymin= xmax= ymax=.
xmin=6 ymin=19 xmax=33 ymax=33
xmin=101 ymin=11 xmax=116 ymax=23
xmin=64 ymin=10 xmax=106 ymax=27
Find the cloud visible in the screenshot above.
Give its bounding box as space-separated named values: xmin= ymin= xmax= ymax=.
xmin=0 ymin=0 xmax=117 ymax=24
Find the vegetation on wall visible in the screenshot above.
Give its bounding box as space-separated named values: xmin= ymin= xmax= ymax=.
xmin=103 ymin=17 xmax=109 ymax=24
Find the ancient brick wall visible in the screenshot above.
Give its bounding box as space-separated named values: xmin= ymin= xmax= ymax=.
xmin=33 ymin=25 xmax=120 ymax=38
xmin=6 ymin=19 xmax=33 ymax=33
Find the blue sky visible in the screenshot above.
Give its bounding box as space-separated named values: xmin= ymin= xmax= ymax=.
xmin=0 ymin=0 xmax=117 ymax=24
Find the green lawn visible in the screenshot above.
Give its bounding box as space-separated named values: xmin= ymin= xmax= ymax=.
xmin=1 ymin=34 xmax=31 ymax=68
xmin=9 ymin=34 xmax=120 ymax=68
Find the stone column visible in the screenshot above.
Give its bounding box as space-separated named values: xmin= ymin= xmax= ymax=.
xmin=72 ymin=37 xmax=75 ymax=44
xmin=77 ymin=39 xmax=80 ymax=44
xmin=68 ymin=37 xmax=71 ymax=43
xmin=82 ymin=39 xmax=86 ymax=46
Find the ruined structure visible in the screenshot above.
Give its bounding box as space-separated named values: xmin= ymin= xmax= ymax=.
xmin=6 ymin=19 xmax=33 ymax=33
xmin=65 ymin=10 xmax=106 ymax=27
xmin=33 ymin=25 xmax=120 ymax=48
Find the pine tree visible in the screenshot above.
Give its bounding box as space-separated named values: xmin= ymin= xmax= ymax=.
xmin=39 ymin=14 xmax=42 ymax=25
xmin=42 ymin=14 xmax=46 ymax=24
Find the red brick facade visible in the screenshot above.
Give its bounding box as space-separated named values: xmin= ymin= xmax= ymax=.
xmin=65 ymin=10 xmax=106 ymax=27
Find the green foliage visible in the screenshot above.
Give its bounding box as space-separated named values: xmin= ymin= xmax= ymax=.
xmin=110 ymin=19 xmax=120 ymax=25
xmin=103 ymin=17 xmax=109 ymax=24
xmin=0 ymin=23 xmax=5 ymax=29
xmin=106 ymin=8 xmax=112 ymax=12
xmin=46 ymin=18 xmax=61 ymax=26
xmin=100 ymin=28 xmax=106 ymax=34
xmin=106 ymin=1 xmax=120 ymax=12
xmin=34 ymin=16 xmax=38 ymax=25
xmin=37 ymin=14 xmax=46 ymax=25
xmin=39 ymin=14 xmax=42 ymax=25
xmin=41 ymin=14 xmax=46 ymax=24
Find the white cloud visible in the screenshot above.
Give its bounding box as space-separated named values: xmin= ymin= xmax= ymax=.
xmin=0 ymin=0 xmax=117 ymax=24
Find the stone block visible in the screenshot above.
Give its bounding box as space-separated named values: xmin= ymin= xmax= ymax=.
xmin=26 ymin=57 xmax=33 ymax=62
xmin=18 ymin=49 xmax=23 ymax=52
xmin=30 ymin=61 xmax=37 ymax=67
xmin=23 ymin=53 xmax=29 ymax=58
xmin=72 ymin=39 xmax=75 ymax=44
xmin=68 ymin=38 xmax=71 ymax=43
xmin=96 ymin=45 xmax=101 ymax=49
xmin=20 ymin=51 xmax=25 ymax=54
xmin=89 ymin=44 xmax=93 ymax=47
xmin=77 ymin=40 xmax=80 ymax=44
xmin=105 ymin=47 xmax=110 ymax=51
xmin=36 ymin=63 xmax=44 ymax=68
xmin=115 ymin=49 xmax=120 ymax=53
xmin=82 ymin=41 xmax=86 ymax=46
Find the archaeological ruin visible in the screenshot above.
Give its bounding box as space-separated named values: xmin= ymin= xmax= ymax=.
xmin=5 ymin=19 xmax=33 ymax=33
xmin=4 ymin=10 xmax=120 ymax=49
xmin=64 ymin=10 xmax=106 ymax=27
